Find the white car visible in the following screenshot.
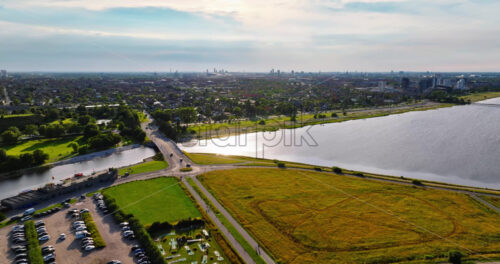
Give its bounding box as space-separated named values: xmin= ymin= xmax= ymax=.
xmin=84 ymin=245 xmax=95 ymax=251
xmin=59 ymin=233 xmax=66 ymax=240
xmin=119 ymin=222 xmax=129 ymax=227
xmin=73 ymin=221 xmax=84 ymax=226
xmin=75 ymin=226 xmax=87 ymax=232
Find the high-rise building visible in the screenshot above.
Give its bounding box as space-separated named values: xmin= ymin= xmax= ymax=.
xmin=0 ymin=70 xmax=6 ymax=78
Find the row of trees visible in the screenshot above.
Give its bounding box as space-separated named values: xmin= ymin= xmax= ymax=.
xmin=0 ymin=149 xmax=49 ymax=173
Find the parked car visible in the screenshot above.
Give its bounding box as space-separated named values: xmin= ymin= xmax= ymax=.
xmin=39 ymin=235 xmax=50 ymax=241
xmin=84 ymin=245 xmax=95 ymax=251
xmin=119 ymin=222 xmax=129 ymax=227
xmin=59 ymin=233 xmax=66 ymax=240
xmin=20 ymin=216 xmax=32 ymax=222
xmin=107 ymin=261 xmax=122 ymax=264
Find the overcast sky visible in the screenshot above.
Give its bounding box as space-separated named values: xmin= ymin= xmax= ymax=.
xmin=1 ymin=0 xmax=499 ymax=72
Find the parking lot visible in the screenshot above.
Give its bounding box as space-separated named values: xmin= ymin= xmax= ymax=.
xmin=0 ymin=198 xmax=136 ymax=264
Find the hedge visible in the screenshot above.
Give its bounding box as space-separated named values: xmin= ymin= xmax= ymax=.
xmin=81 ymin=212 xmax=106 ymax=248
xmin=24 ymin=220 xmax=44 ymax=264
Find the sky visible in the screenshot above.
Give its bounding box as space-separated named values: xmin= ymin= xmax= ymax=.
xmin=0 ymin=0 xmax=499 ymax=72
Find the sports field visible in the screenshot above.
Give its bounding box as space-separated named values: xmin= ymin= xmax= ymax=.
xmin=103 ymin=177 xmax=201 ymax=225
xmin=198 ymin=168 xmax=500 ymax=263
xmin=4 ymin=136 xmax=84 ymax=162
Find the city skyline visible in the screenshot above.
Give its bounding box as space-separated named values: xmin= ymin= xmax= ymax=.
xmin=1 ymin=0 xmax=500 ymax=72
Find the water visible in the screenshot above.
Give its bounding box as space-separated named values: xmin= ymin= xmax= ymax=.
xmin=0 ymin=146 xmax=156 ymax=199
xmin=180 ymin=98 xmax=500 ymax=189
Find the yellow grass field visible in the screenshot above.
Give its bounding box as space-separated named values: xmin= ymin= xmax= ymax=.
xmin=198 ymin=168 xmax=500 ymax=263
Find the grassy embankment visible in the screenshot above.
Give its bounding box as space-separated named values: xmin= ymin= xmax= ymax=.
xmin=198 ymin=168 xmax=500 ymax=264
xmin=4 ymin=136 xmax=85 ymax=163
xmin=118 ymin=160 xmax=168 ymax=176
xmin=103 ymin=178 xmax=236 ymax=264
xmin=460 ymin=91 xmax=500 ymax=102
xmin=25 ymin=220 xmax=44 ymax=264
xmin=81 ymin=212 xmax=106 ymax=248
xmin=189 ymin=102 xmax=451 ymax=139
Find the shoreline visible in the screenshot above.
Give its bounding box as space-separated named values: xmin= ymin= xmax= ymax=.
xmin=185 ymin=101 xmax=453 ymax=141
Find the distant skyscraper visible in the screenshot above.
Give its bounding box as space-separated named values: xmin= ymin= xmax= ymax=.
xmin=401 ymin=77 xmax=410 ymax=90
xmin=0 ymin=70 xmax=6 ymax=78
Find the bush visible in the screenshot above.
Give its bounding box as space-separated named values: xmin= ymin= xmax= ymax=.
xmin=24 ymin=220 xmax=44 ymax=264
xmin=314 ymin=167 xmax=322 ymax=171
xmin=0 ymin=212 xmax=5 ymax=221
xmin=354 ymin=172 xmax=364 ymax=177
xmin=412 ymin=179 xmax=423 ymax=185
xmin=152 ymin=152 xmax=164 ymax=161
xmin=258 ymin=120 xmax=266 ymax=125
xmin=180 ymin=167 xmax=193 ymax=172
xmin=332 ymin=166 xmax=342 ymax=174
xmin=448 ymin=250 xmax=463 ymax=264
xmin=277 ymin=162 xmax=286 ymax=168
xmin=81 ymin=212 xmax=106 ymax=248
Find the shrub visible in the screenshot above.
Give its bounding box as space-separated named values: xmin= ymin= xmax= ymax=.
xmin=152 ymin=152 xmax=164 ymax=161
xmin=180 ymin=167 xmax=193 ymax=172
xmin=412 ymin=179 xmax=423 ymax=185
xmin=24 ymin=220 xmax=44 ymax=264
xmin=332 ymin=166 xmax=342 ymax=174
xmin=314 ymin=167 xmax=322 ymax=171
xmin=448 ymin=250 xmax=463 ymax=264
xmin=258 ymin=120 xmax=266 ymax=125
xmin=0 ymin=212 xmax=5 ymax=221
xmin=354 ymin=172 xmax=364 ymax=177
xmin=277 ymin=162 xmax=286 ymax=168
xmin=81 ymin=212 xmax=106 ymax=248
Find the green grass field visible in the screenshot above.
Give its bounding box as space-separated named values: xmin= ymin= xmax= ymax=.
xmin=198 ymin=168 xmax=500 ymax=264
xmin=460 ymin=91 xmax=500 ymax=102
xmin=1 ymin=113 xmax=34 ymax=118
xmin=103 ymin=177 xmax=201 ymax=225
xmin=4 ymin=136 xmax=84 ymax=162
xmin=118 ymin=160 xmax=168 ymax=176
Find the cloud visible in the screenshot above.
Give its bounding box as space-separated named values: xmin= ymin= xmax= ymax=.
xmin=0 ymin=0 xmax=499 ymax=71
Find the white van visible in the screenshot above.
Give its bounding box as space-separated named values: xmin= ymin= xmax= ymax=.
xmin=23 ymin=208 xmax=35 ymax=216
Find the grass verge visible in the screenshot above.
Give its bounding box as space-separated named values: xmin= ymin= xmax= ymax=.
xmin=118 ymin=160 xmax=168 ymax=176
xmin=81 ymin=212 xmax=106 ymax=248
xmin=4 ymin=136 xmax=85 ymax=163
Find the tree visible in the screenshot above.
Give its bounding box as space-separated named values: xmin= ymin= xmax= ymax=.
xmin=32 ymin=149 xmax=49 ymax=165
xmin=0 ymin=148 xmax=7 ymax=162
xmin=24 ymin=124 xmax=38 ymax=136
xmin=78 ymin=115 xmax=92 ymax=125
xmin=448 ymin=250 xmax=463 ymax=264
xmin=1 ymin=130 xmax=20 ymax=145
xmin=332 ymin=166 xmax=343 ymax=174
xmin=84 ymin=124 xmax=99 ymax=138
xmin=68 ymin=142 xmax=79 ymax=153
